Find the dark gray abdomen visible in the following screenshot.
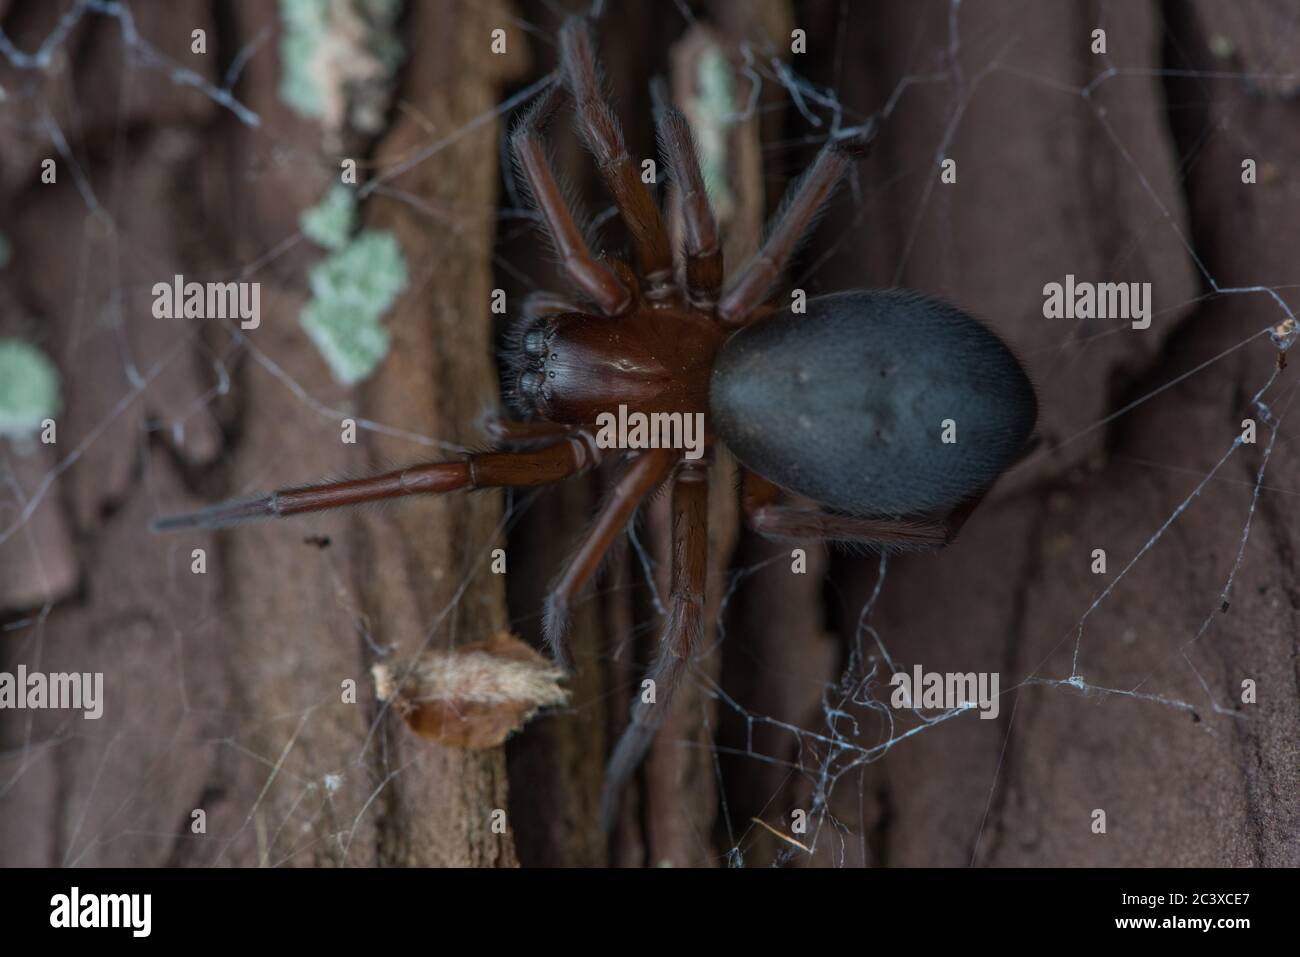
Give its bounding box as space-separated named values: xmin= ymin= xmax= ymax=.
xmin=709 ymin=290 xmax=1037 ymax=516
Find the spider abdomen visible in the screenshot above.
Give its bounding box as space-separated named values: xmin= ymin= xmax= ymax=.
xmin=709 ymin=289 xmax=1037 ymax=517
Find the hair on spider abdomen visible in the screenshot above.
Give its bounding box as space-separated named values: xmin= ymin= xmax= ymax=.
xmin=710 ymin=289 xmax=1038 ymax=519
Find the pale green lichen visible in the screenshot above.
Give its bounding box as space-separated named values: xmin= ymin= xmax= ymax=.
xmin=300 ymin=298 xmax=392 ymax=385
xmin=278 ymin=0 xmax=405 ymax=136
xmin=279 ymin=0 xmax=332 ymax=118
xmin=0 ymin=339 xmax=61 ymax=438
xmin=687 ymin=44 xmax=738 ymax=224
xmin=0 ymin=231 xmax=10 ymax=268
xmin=308 ymin=230 xmax=407 ymax=312
xmin=280 ymin=0 xmax=409 ymax=382
xmin=1209 ymin=34 xmax=1236 ymax=60
xmin=299 ymin=184 xmax=357 ymax=249
xmin=299 ymin=226 xmax=408 ymax=385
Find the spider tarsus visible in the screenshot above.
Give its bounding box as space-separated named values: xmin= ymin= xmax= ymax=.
xmin=599 ymin=719 xmax=656 ymax=832
xmin=647 ymin=75 xmax=671 ymax=118
xmin=542 ymin=594 xmax=574 ymax=671
xmin=832 ymin=116 xmax=880 ymax=158
xmin=557 ymin=15 xmax=595 ymax=68
xmin=511 ymin=82 xmax=561 ymax=142
xmin=150 ymin=494 xmax=279 ymax=532
xmin=599 ymin=645 xmax=689 ymax=831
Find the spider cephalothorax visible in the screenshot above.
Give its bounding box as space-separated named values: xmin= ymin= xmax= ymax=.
xmin=155 ymin=16 xmax=1036 ymax=828
xmin=507 ymin=304 xmax=726 ymax=427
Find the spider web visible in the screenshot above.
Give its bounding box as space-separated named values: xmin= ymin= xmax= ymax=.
xmin=1 ymin=0 xmax=1297 ymax=869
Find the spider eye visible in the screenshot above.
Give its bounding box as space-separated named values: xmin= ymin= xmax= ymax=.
xmin=523 ymin=326 xmax=548 ymax=357
xmin=517 ymin=371 xmax=545 ymax=403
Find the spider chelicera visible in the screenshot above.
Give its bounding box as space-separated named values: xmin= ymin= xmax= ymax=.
xmin=155 ymin=16 xmax=1037 ymax=828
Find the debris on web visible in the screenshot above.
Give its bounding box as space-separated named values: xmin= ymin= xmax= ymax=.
xmin=1269 ymin=317 xmax=1297 ymax=354
xmin=372 ymin=632 xmax=569 ymax=749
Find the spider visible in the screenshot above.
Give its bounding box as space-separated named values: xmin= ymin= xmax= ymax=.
xmin=155 ymin=17 xmax=1037 ymax=829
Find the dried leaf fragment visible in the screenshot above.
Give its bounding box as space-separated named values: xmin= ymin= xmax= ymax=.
xmin=373 ymin=632 xmax=568 ymax=749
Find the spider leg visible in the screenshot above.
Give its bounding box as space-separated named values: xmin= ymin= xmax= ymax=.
xmin=480 ymin=415 xmax=575 ymax=446
xmin=600 ymin=465 xmax=708 ymax=830
xmin=717 ymin=124 xmax=876 ymax=327
xmin=544 ymin=448 xmax=676 ymax=669
xmin=741 ymin=472 xmax=948 ymax=550
xmin=152 ymin=434 xmax=599 ymax=532
xmin=513 ymin=89 xmax=633 ymax=316
xmin=655 ymin=107 xmax=723 ymax=311
xmin=558 ymin=16 xmax=674 ymax=301
xmin=520 ymin=289 xmax=581 ymax=319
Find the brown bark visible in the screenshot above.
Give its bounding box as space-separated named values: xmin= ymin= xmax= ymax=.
xmin=357 ymin=0 xmax=529 ymax=867
xmin=0 ymin=0 xmax=526 ymax=867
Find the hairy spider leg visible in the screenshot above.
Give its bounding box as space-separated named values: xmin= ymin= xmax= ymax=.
xmin=480 ymin=415 xmax=576 ymax=445
xmin=151 ymin=434 xmax=599 ymax=531
xmin=739 ymin=430 xmax=1044 ymax=550
xmin=543 ymin=448 xmax=676 ymax=669
xmin=512 ymin=87 xmax=633 ymax=316
xmin=741 ymin=471 xmax=948 ymax=550
xmin=519 ymin=289 xmax=581 ymax=319
xmin=718 ymin=126 xmax=876 ymax=327
xmin=655 ymin=107 xmax=724 ymax=311
xmin=558 ymin=16 xmax=675 ymax=301
xmin=601 ymin=465 xmax=709 ymax=831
